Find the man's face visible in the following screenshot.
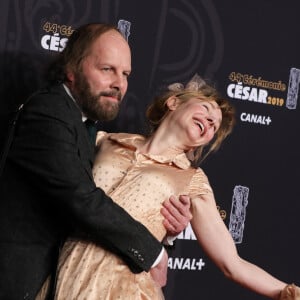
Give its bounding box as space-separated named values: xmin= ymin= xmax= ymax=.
xmin=68 ymin=30 xmax=131 ymax=121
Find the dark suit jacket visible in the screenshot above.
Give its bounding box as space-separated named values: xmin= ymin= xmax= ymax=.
xmin=0 ymin=84 xmax=162 ymax=300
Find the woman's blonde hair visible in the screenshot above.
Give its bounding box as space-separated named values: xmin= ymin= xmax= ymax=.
xmin=146 ymin=74 xmax=235 ymax=164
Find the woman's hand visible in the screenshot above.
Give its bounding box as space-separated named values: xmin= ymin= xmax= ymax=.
xmin=279 ymin=284 xmax=300 ymax=300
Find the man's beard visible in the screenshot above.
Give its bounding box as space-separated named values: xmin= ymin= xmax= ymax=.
xmin=73 ymin=71 xmax=122 ymax=121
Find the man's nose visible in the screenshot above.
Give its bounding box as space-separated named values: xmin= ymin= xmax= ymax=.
xmin=111 ymin=73 xmax=126 ymax=91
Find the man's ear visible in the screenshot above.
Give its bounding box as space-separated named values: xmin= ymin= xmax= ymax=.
xmin=166 ymin=97 xmax=180 ymax=111
xmin=66 ymin=69 xmax=74 ymax=83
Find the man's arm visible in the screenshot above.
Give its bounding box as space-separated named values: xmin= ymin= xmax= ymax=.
xmin=12 ymin=88 xmax=162 ymax=273
xmin=150 ymin=248 xmax=168 ymax=287
xmin=149 ymin=195 xmax=192 ymax=286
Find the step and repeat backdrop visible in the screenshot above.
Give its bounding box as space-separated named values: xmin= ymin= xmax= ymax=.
xmin=0 ymin=1 xmax=299 ymax=299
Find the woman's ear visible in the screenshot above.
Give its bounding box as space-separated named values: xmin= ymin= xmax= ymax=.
xmin=166 ymin=97 xmax=180 ymax=111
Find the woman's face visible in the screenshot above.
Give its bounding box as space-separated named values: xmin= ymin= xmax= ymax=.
xmin=168 ymin=97 xmax=222 ymax=149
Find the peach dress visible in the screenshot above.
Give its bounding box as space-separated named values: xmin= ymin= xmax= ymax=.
xmin=54 ymin=132 xmax=212 ymax=300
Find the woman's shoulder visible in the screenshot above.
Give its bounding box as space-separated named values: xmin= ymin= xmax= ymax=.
xmin=96 ymin=131 xmax=144 ymax=146
xmin=188 ymin=167 xmax=213 ymax=197
xmin=96 ymin=130 xmax=109 ymax=144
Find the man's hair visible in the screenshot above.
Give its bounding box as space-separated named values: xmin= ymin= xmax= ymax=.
xmin=46 ymin=23 xmax=120 ymax=84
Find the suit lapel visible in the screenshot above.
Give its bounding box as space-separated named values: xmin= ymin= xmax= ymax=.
xmin=55 ymin=85 xmax=95 ymax=181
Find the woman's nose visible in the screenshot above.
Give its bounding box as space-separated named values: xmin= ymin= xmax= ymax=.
xmin=206 ymin=116 xmax=214 ymax=125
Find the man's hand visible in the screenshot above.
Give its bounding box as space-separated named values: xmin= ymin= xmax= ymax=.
xmin=150 ymin=249 xmax=168 ymax=287
xmin=161 ymin=195 xmax=192 ymax=236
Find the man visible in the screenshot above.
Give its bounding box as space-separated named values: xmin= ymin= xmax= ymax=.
xmin=0 ymin=23 xmax=191 ymax=299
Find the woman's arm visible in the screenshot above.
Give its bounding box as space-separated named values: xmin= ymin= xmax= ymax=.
xmin=190 ymin=193 xmax=286 ymax=299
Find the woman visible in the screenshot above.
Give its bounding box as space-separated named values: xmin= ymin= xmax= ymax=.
xmin=54 ymin=75 xmax=299 ymax=300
